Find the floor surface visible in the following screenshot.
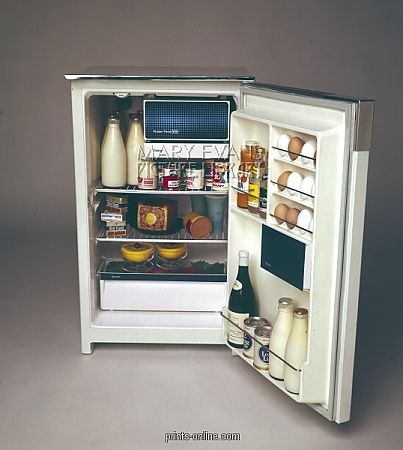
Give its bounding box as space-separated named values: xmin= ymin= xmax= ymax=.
xmin=0 ymin=237 xmax=402 ymax=450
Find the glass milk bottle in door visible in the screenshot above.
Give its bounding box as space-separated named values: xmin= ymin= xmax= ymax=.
xmin=101 ymin=114 xmax=127 ymax=187
xmin=126 ymin=112 xmax=144 ymax=187
xmin=269 ymin=298 xmax=294 ymax=380
xmin=284 ymin=308 xmax=309 ymax=394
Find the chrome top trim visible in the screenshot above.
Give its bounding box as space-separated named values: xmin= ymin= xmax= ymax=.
xmin=65 ymin=66 xmax=255 ymax=81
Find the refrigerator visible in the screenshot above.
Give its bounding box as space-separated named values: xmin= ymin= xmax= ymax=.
xmin=65 ymin=67 xmax=374 ymax=424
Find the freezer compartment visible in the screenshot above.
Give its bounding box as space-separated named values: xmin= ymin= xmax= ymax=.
xmin=85 ymin=92 xmax=237 ymax=175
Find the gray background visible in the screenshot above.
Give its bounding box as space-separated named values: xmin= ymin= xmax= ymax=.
xmin=1 ymin=0 xmax=402 ymax=449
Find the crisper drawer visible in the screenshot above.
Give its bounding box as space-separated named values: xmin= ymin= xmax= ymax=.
xmin=100 ymin=279 xmax=227 ymax=312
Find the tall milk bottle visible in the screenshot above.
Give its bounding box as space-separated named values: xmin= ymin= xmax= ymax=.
xmin=101 ymin=114 xmax=127 ymax=187
xmin=269 ymin=298 xmax=294 ymax=381
xmin=126 ymin=112 xmax=144 ymax=187
xmin=284 ymin=308 xmax=309 ymax=395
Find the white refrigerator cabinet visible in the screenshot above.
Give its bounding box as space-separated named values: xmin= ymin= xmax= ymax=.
xmin=65 ymin=67 xmax=374 ymax=423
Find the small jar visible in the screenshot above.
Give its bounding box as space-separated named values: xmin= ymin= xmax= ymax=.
xmin=243 ymin=317 xmax=269 ymax=359
xmin=156 ymin=160 xmax=166 ymax=189
xmin=253 ymin=325 xmax=273 ymax=371
xmin=163 ymin=163 xmax=180 ymax=191
xmin=212 ymin=161 xmax=229 ymax=191
xmin=204 ymin=160 xmax=214 ymax=191
xmin=138 ymin=160 xmax=157 ymax=190
xmin=186 ymin=161 xmax=204 ymax=190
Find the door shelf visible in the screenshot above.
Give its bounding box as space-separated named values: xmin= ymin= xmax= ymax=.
xmin=229 ymin=205 xmax=267 ymax=226
xmin=96 ymin=226 xmax=228 ymax=243
xmin=221 ymin=310 xmax=302 ymax=403
xmin=225 ymin=345 xmax=302 ymax=403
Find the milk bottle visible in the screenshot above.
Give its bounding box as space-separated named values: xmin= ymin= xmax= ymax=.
xmin=284 ymin=308 xmax=308 ymax=394
xmin=101 ymin=114 xmax=126 ymax=187
xmin=126 ymin=112 xmax=144 ymax=186
xmin=269 ymin=298 xmax=294 ymax=381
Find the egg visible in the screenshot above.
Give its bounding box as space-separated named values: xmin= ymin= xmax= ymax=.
xmin=286 ymin=171 xmax=303 ymax=195
xmin=277 ymin=171 xmax=292 ymax=191
xmin=301 ymin=139 xmax=317 ymax=165
xmin=300 ymin=175 xmax=315 ymax=200
xmin=274 ymin=203 xmax=289 ymax=224
xmin=297 ymin=208 xmax=313 ymax=231
xmin=285 ymin=208 xmax=300 ymax=229
xmin=288 ymin=137 xmax=304 ymax=161
xmin=277 ymin=134 xmax=291 ymax=157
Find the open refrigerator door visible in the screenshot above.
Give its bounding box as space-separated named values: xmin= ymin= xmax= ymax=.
xmin=223 ymin=83 xmax=373 ymax=422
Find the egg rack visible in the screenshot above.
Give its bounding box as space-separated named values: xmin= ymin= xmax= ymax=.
xmin=270 ymin=160 xmax=315 ymax=209
xmin=266 ymin=127 xmax=317 ymax=244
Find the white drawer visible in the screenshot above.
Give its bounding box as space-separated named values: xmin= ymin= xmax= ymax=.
xmin=100 ymin=279 xmax=227 ymax=312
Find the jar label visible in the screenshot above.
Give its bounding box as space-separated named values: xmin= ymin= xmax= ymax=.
xmin=186 ymin=169 xmax=204 ymax=189
xmin=167 ymin=179 xmax=180 ymax=189
xmin=227 ymin=311 xmax=249 ymax=346
xmin=248 ymin=183 xmax=260 ymax=207
xmin=259 ymin=345 xmax=269 ymax=363
xmin=243 ymin=333 xmax=253 ymax=350
xmin=138 ymin=177 xmax=157 ymax=189
xmin=238 ymin=170 xmax=250 ymax=192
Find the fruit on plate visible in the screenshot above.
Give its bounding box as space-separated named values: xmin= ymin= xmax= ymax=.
xmin=121 ymin=243 xmax=155 ymax=263
xmin=155 ymin=243 xmax=188 ymax=260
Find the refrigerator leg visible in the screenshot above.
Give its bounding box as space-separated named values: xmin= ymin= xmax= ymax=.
xmin=231 ymin=350 xmax=239 ymax=357
xmin=81 ymin=340 xmax=94 ymax=355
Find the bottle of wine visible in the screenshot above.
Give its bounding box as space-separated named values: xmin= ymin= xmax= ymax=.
xmin=236 ymin=250 xmax=258 ymax=316
xmin=227 ymin=280 xmax=248 ymax=348
xmin=227 ymin=250 xmax=259 ymax=348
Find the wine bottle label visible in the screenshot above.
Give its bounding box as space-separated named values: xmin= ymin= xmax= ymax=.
xmin=248 ymin=183 xmax=260 ymax=207
xmin=259 ymin=187 xmax=267 ymax=211
xmin=227 ymin=311 xmax=249 ymax=346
